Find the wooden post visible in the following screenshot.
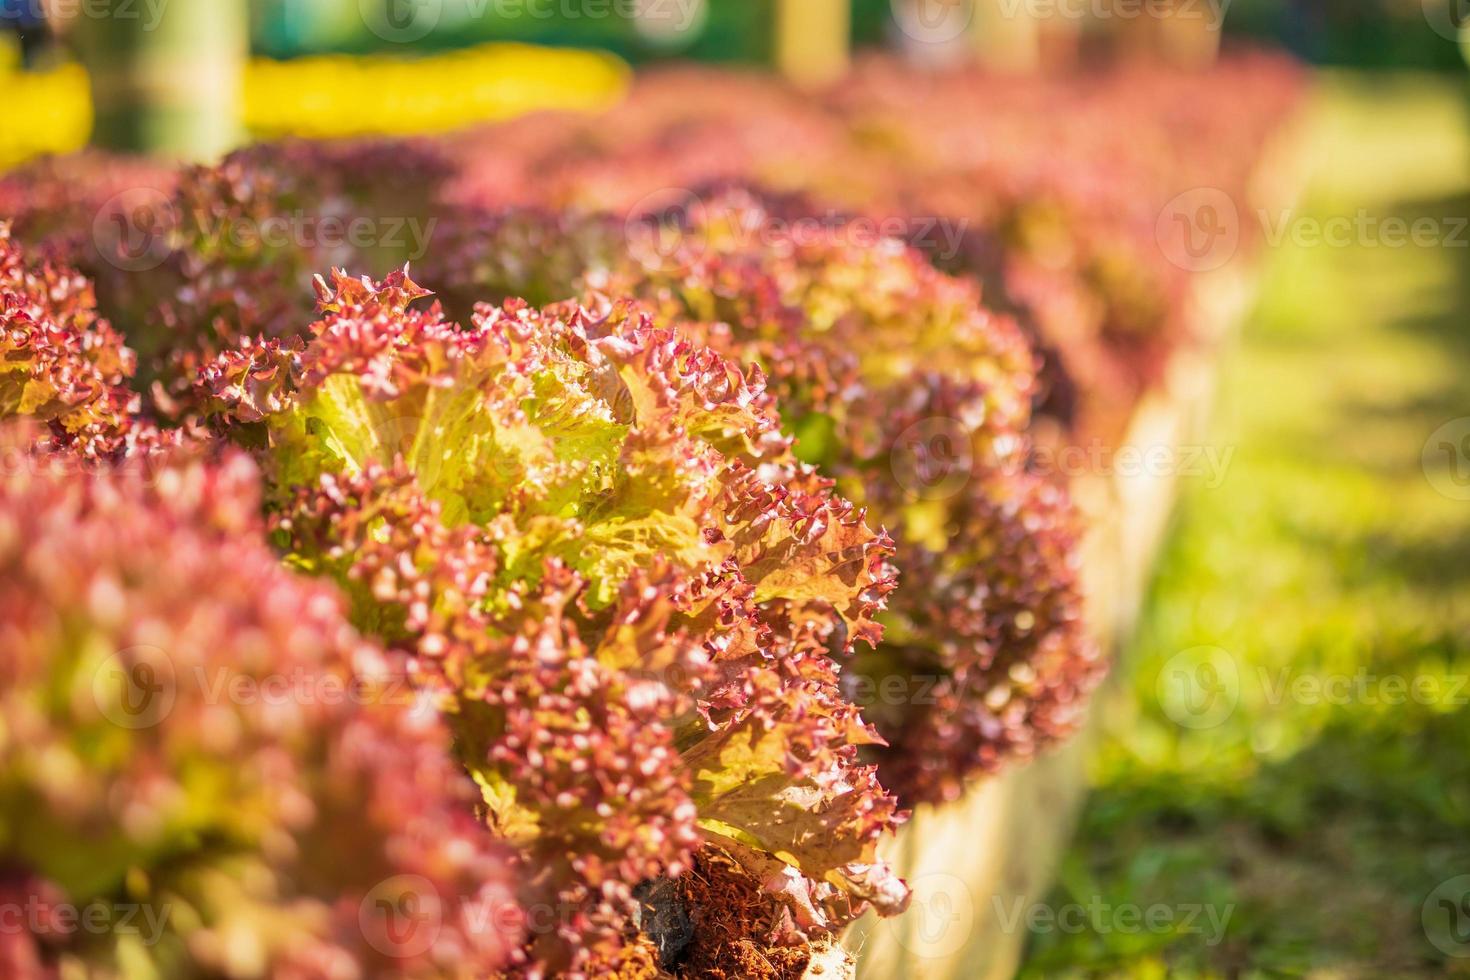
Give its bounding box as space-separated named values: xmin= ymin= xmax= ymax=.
xmin=971 ymin=0 xmax=1042 ymax=74
xmin=1037 ymin=11 xmax=1082 ymax=70
xmin=1100 ymin=0 xmax=1222 ymax=68
xmin=71 ymin=0 xmax=246 ymax=159
xmin=774 ymin=0 xmax=850 ymax=87
xmin=1153 ymin=1 xmax=1223 ymax=69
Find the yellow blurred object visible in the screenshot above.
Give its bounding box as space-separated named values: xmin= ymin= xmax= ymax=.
xmin=244 ymin=43 xmax=631 ymax=139
xmin=0 ymin=42 xmax=629 ymax=168
xmin=774 ymin=0 xmax=850 ymax=87
xmin=1 ymin=62 xmax=94 ymax=169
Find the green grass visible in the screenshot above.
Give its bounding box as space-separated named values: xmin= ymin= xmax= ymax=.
xmin=1019 ymin=73 xmax=1470 ymax=979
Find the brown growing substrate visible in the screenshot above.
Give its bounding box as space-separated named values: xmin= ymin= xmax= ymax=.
xmin=659 ymin=851 xmax=819 ymax=980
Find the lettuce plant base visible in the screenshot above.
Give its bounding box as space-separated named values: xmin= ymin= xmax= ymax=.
xmin=626 ymin=849 xmax=860 ymax=979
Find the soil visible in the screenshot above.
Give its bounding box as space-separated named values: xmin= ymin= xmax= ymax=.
xmin=656 ymin=850 xmax=816 ymax=980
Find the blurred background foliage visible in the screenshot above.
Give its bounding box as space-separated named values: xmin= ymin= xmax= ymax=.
xmin=249 ymin=0 xmax=772 ymax=62
xmin=2 ymin=0 xmax=1469 ymax=171
xmin=1223 ymin=0 xmax=1470 ymax=69
xmin=242 ymin=0 xmax=1470 ymax=69
xmin=1020 ymin=73 xmax=1470 ymax=976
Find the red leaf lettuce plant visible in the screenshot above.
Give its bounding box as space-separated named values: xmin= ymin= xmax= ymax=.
xmin=0 ymin=427 xmax=521 ymax=978
xmin=197 ymin=269 xmax=909 ymax=975
xmin=423 ymin=190 xmax=1101 ymax=806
